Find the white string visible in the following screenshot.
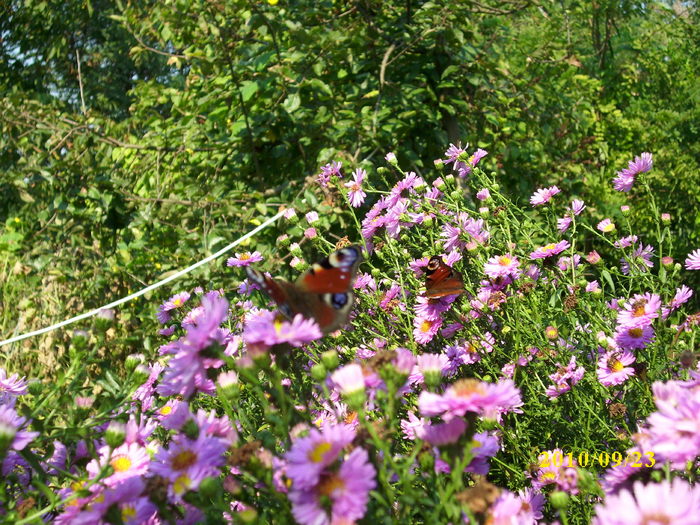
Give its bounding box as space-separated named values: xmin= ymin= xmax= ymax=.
xmin=0 ymin=210 xmax=286 ymax=347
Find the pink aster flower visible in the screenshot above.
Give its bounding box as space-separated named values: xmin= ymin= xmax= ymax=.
xmin=597 ymin=219 xmax=616 ymax=233
xmin=344 ymin=168 xmax=367 ymax=207
xmin=594 ymin=479 xmax=700 ymax=525
xmin=685 ymin=249 xmax=700 ymax=270
xmin=545 ymin=356 xmax=585 ymax=399
xmin=616 ymin=293 xmax=661 ymax=329
xmin=597 ymin=349 xmax=636 ymax=386
xmin=620 ymin=244 xmax=654 ymax=275
xmin=227 ymin=251 xmax=264 ymax=267
xmin=530 ymin=240 xmax=570 ymax=259
xmin=484 ymin=254 xmax=521 ymax=279
xmin=285 ymin=424 xmax=356 ymax=490
xmin=414 ymin=294 xmax=456 ymax=321
xmin=476 ymin=188 xmax=490 ymax=201
xmin=305 ymin=211 xmax=319 ymax=224
xmin=418 ymin=378 xmax=522 ymax=421
xmin=614 ymin=235 xmax=638 ymax=249
xmin=441 ymin=213 xmax=489 ymax=252
xmin=488 ymin=489 xmax=545 ymax=524
xmin=392 ymin=348 xmax=417 ymax=377
xmin=86 ymin=442 xmax=150 ymax=487
xmin=615 ymin=324 xmax=655 ymax=349
xmin=531 ymin=448 xmax=579 ymax=494
xmin=571 ymin=199 xmax=586 ymax=215
xmin=413 ymin=316 xmax=442 ymax=345
xmin=288 ymin=447 xmax=376 ymax=525
xmin=331 ymin=364 xmax=366 ymax=397
xmin=586 ymin=280 xmax=600 ymax=293
xmin=160 ymin=292 xmax=191 ymax=312
xmin=662 ymin=285 xmax=693 ymax=319
xmin=242 ymin=310 xmax=323 ymax=353
xmin=530 ymin=186 xmax=561 ymax=206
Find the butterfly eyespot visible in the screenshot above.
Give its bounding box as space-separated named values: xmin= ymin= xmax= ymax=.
xmin=330 ymin=293 xmax=348 ymax=308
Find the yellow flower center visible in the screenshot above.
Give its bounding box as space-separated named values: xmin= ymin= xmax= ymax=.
xmin=628 ymin=328 xmax=643 ymax=338
xmin=603 ymin=223 xmax=615 ymax=232
xmin=173 ymin=298 xmax=182 ymax=307
xmin=241 ymin=253 xmax=251 ymax=260
xmin=121 ymin=505 xmax=136 ymax=521
xmin=452 ymin=379 xmax=484 ymax=398
xmin=160 ymin=405 xmax=173 ymax=416
xmin=173 ymin=474 xmax=191 ymax=495
xmin=308 ymin=442 xmax=332 ymax=463
xmin=498 ymin=256 xmax=512 ymax=266
xmin=318 ymin=474 xmax=345 ymax=496
xmin=171 ymin=449 xmax=197 ymax=470
xmin=420 ymin=320 xmax=433 ymax=332
xmin=111 ymin=455 xmax=133 ymax=473
xmin=540 ymin=471 xmax=557 ymax=482
xmin=610 ymin=359 xmax=624 ymax=373
xmin=543 ymin=243 xmax=556 ymax=251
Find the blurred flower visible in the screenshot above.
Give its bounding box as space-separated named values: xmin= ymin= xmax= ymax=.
xmin=531 ymin=449 xmax=578 ymax=494
xmin=476 ymin=188 xmax=491 ymax=201
xmin=243 ymin=310 xmax=322 ymax=351
xmin=557 ymin=216 xmax=572 ymax=233
xmin=0 ymin=368 xmax=28 ymax=407
xmin=305 ymin=211 xmax=319 ymax=223
xmin=597 ymin=219 xmax=616 ymax=233
xmin=0 ymin=405 xmax=38 ymax=454
xmin=288 ymin=447 xmax=376 ymax=525
xmin=418 ymin=378 xmax=522 ymax=421
xmin=161 ymin=292 xmax=191 ymax=311
xmin=317 ymin=161 xmax=342 ymax=187
xmin=594 ymin=479 xmax=700 ymax=525
xmin=571 ymin=199 xmax=586 ymax=215
xmin=685 ymin=249 xmax=700 ymax=270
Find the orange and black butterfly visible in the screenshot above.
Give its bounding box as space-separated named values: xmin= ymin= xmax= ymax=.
xmin=246 ymin=245 xmax=363 ymax=334
xmin=424 ymin=256 xmax=464 ymax=299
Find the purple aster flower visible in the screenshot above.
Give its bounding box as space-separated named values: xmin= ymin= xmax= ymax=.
xmin=242 ymin=310 xmax=322 ymax=354
xmin=443 ymin=143 xmax=469 ymax=175
xmin=285 ymin=424 xmax=355 ymax=490
xmin=617 ymin=293 xmax=661 ymax=329
xmin=385 ymin=152 xmax=397 ymax=165
xmin=392 ymin=348 xmax=417 ymax=377
xmin=227 ymin=251 xmax=264 ymax=267
xmin=305 ymin=211 xmax=319 ymax=223
xmin=414 ymin=294 xmax=456 ymax=321
xmin=597 ymin=219 xmax=616 ymax=233
xmin=685 ymin=249 xmax=700 ymax=270
xmin=530 ymin=185 xmax=561 ymax=206
xmin=571 ymin=199 xmax=586 ymax=215
xmin=150 ymin=432 xmax=227 ymax=500
xmin=614 ymin=235 xmax=638 ymax=249
xmin=465 ymin=431 xmax=500 ymax=475
xmin=620 ymin=244 xmax=654 ymax=275
xmin=469 ymin=148 xmax=488 ymax=167
xmin=484 ymin=254 xmax=521 ymax=279
xmin=317 ymin=161 xmax=342 ymax=187
xmin=288 ymin=447 xmax=376 ymax=525
xmin=344 ymin=169 xmax=367 ymax=207
xmin=303 ymin=227 xmax=317 ymax=239
xmin=594 ymin=479 xmax=700 ymax=525
xmin=86 ymin=442 xmax=150 ymax=487
xmin=662 ymin=285 xmax=693 ymax=319
xmin=156 ymin=306 xmax=172 ymax=324
xmin=157 ymin=295 xmax=230 ymax=398
xmin=419 ymin=418 xmax=467 ymax=446
xmin=557 ymin=216 xmax=572 ymax=233
xmin=586 ymin=280 xmax=600 ymax=293
xmin=0 ymin=369 xmax=29 ymax=407
xmin=441 ymin=213 xmax=490 ymax=252
xmin=611 ymin=152 xmax=653 ymax=193
xmin=0 ymin=405 xmax=38 ymax=452
xmin=597 ymin=349 xmax=636 ymax=386
xmin=615 ymin=324 xmax=654 ymax=349
xmin=530 ymin=240 xmax=570 ymax=259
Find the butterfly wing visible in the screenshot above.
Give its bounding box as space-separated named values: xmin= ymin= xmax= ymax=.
xmin=295 ymin=245 xmax=363 ymax=294
xmin=245 ymin=245 xmax=363 ymax=333
xmin=424 ymin=255 xmax=464 ymax=298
